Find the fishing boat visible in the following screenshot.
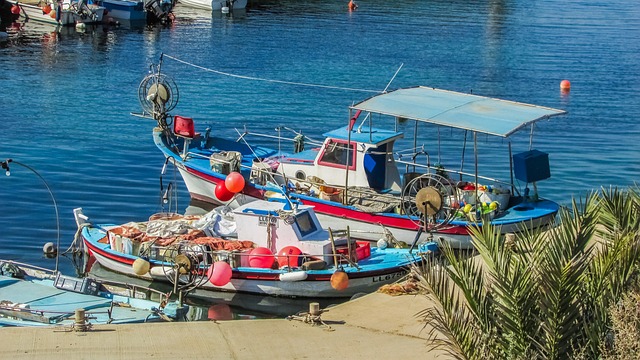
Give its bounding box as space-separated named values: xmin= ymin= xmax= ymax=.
xmin=0 ymin=260 xmax=185 ymax=327
xmin=138 ymin=61 xmax=566 ymax=250
xmin=177 ymin=0 xmax=246 ymax=12
xmin=96 ymin=0 xmax=174 ymax=24
xmin=8 ymin=0 xmax=105 ymax=26
xmin=76 ymin=196 xmax=434 ymax=298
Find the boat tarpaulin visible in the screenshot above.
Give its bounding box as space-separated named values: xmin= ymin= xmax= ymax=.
xmin=350 ymin=86 xmax=567 ymax=137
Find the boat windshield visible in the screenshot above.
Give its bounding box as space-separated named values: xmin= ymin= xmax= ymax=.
xmin=294 ymin=211 xmax=318 ymax=237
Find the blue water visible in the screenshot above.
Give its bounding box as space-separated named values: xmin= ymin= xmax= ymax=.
xmin=1 ymin=0 xmax=639 ymax=315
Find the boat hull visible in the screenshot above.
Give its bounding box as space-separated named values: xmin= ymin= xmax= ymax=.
xmin=82 ymin=227 xmax=421 ymax=299
xmin=9 ymin=1 xmax=105 ymax=26
xmin=178 ymin=0 xmax=247 ymax=11
xmin=169 ymin=152 xmax=558 ymax=250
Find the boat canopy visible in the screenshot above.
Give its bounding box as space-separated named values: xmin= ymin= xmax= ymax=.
xmin=350 ymin=86 xmax=567 ymax=138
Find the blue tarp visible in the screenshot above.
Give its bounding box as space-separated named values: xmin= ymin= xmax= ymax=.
xmin=351 ymin=86 xmax=567 ymax=137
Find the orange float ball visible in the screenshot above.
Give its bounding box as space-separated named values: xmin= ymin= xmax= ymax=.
xmin=224 ymin=171 xmax=245 ymax=193
xmin=42 ymin=4 xmax=51 ymax=14
xmin=330 ymin=270 xmax=349 ymax=291
xmin=11 ymin=5 xmax=20 ymax=14
xmin=49 ymin=10 xmax=56 ymax=18
xmin=277 ymin=246 xmax=302 ymax=268
xmin=560 ymin=79 xmax=571 ymax=90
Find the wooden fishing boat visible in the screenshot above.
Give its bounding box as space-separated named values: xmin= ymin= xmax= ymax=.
xmin=76 ymin=198 xmax=434 ymax=299
xmin=138 ymin=61 xmax=566 ymax=250
xmin=8 ymin=0 xmax=105 ymax=26
xmin=0 ymin=260 xmax=185 ymax=327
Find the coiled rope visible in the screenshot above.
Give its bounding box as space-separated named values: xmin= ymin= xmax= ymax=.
xmin=162 ymin=54 xmax=382 ymax=94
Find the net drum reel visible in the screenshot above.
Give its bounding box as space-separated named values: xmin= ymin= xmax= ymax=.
xmin=401 ymin=173 xmax=460 ymax=239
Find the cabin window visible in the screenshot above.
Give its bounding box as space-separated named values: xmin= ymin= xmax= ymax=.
xmin=318 ymin=140 xmax=356 ymax=170
xmin=295 ymin=211 xmax=318 ymax=237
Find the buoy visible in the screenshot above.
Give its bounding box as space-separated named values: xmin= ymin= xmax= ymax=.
xmin=76 ymin=22 xmax=86 ymax=30
xmin=248 ymin=247 xmax=274 ymax=268
xmin=207 ymin=261 xmax=232 ymax=286
xmin=43 ymin=242 xmax=57 ymax=255
xmin=224 ymin=172 xmax=245 ymax=193
xmin=277 ymin=246 xmax=302 ymax=268
xmin=376 ymin=238 xmax=388 ymax=250
xmin=11 ymin=5 xmax=20 ymax=14
xmin=560 ymin=79 xmax=571 ymax=90
xmin=132 ymin=258 xmax=151 ymax=275
xmin=42 ymin=5 xmax=51 ymax=14
xmin=348 ymin=0 xmax=357 ymax=11
xmin=330 ymin=270 xmax=349 ymax=291
xmin=214 ymin=182 xmax=234 ymax=202
xmin=49 ymin=10 xmax=56 ymax=19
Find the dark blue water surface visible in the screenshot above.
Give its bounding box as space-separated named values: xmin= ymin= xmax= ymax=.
xmin=1 ymin=0 xmax=639 ymax=315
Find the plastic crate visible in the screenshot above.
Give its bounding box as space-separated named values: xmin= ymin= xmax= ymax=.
xmin=54 ymin=274 xmax=100 ymax=296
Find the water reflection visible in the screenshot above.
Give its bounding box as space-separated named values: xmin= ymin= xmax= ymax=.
xmin=86 ymin=254 xmax=347 ymax=320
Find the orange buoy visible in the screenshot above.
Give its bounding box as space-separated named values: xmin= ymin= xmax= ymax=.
xmin=49 ymin=9 xmax=57 ymax=18
xmin=42 ymin=4 xmax=51 ymax=14
xmin=330 ymin=270 xmax=349 ymax=291
xmin=348 ymin=0 xmax=357 ymax=11
xmin=11 ymin=5 xmax=20 ymax=14
xmin=560 ymin=79 xmax=571 ymax=90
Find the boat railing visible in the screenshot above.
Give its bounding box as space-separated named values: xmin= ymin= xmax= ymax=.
xmin=142 ymin=241 xmax=364 ymax=271
xmin=394 ymin=157 xmax=519 ymax=196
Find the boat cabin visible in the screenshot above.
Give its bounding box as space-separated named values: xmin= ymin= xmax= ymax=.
xmin=274 ymin=125 xmax=404 ymax=192
xmin=233 ymin=200 xmax=353 ymax=265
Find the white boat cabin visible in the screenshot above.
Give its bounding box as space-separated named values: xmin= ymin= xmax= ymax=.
xmin=273 ymin=125 xmax=404 ymax=192
xmin=233 ymin=200 xmax=352 ymax=265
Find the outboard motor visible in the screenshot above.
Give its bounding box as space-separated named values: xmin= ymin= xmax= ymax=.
xmin=145 ymin=0 xmax=174 ymax=25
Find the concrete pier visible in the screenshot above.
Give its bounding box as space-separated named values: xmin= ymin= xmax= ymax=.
xmin=0 ymin=291 xmax=451 ymax=359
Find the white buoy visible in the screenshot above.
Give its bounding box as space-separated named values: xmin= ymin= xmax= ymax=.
xmin=221 ymin=6 xmax=229 ymax=13
xmin=376 ymin=238 xmax=388 ymax=250
xmin=76 ymin=22 xmax=86 ymax=31
xmin=43 ymin=242 xmax=57 ymax=255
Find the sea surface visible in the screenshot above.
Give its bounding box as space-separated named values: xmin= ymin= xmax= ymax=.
xmin=1 ymin=0 xmax=639 ymax=318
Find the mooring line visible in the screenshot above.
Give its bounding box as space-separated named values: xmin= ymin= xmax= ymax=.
xmin=162 ymin=54 xmax=381 ymax=94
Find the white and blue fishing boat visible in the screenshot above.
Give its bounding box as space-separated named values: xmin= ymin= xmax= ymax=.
xmin=0 ymin=260 xmax=185 ymax=327
xmin=138 ymin=61 xmax=567 ymax=250
xmin=77 ymin=198 xmax=434 ymax=299
xmin=97 ymin=0 xmax=174 ymax=24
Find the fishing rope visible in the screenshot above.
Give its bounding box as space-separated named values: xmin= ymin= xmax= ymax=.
xmin=162 ymin=54 xmax=381 ymax=94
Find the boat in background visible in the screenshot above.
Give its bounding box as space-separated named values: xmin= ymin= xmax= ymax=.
xmin=97 ymin=0 xmax=174 ymax=24
xmin=0 ymin=260 xmax=186 ymax=327
xmin=177 ymin=0 xmax=246 ymax=12
xmin=139 ymin=61 xmax=567 ymax=250
xmin=76 ymin=197 xmax=434 ymax=299
xmin=8 ymin=0 xmax=105 ymax=26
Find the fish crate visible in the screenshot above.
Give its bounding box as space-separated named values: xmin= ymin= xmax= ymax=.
xmin=54 ymin=274 xmax=100 ymax=296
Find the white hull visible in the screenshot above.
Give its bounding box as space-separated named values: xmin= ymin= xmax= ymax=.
xmin=178 ymin=0 xmax=246 ymax=11
xmin=175 ymin=164 xmax=556 ymax=250
xmin=10 ymin=1 xmax=105 ymax=26
xmin=88 ymin=246 xmax=409 ymax=298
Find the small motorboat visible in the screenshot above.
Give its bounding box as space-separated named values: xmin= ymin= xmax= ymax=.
xmin=0 ymin=260 xmax=186 ymax=327
xmin=76 ymin=198 xmax=436 ymax=299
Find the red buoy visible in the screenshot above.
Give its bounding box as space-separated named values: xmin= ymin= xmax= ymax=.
xmin=11 ymin=5 xmax=21 ymax=15
xmin=348 ymin=0 xmax=357 ymax=11
xmin=560 ymin=79 xmax=571 ymax=90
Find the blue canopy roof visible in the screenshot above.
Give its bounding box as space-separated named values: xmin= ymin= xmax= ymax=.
xmin=350 ymin=86 xmax=567 ymax=137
